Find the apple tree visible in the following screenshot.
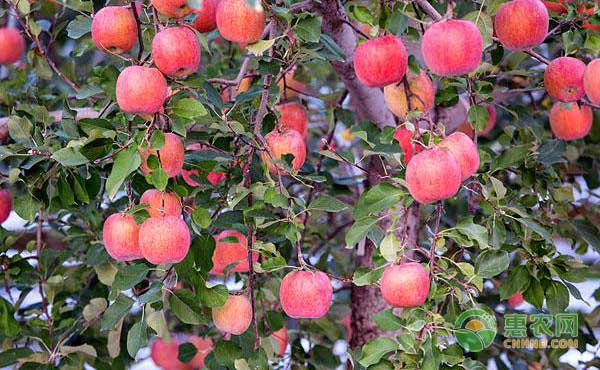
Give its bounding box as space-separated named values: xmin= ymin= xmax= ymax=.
xmin=0 ymin=0 xmax=599 ymax=369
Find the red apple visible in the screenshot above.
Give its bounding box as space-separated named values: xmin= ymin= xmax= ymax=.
xmin=212 ymin=294 xmax=252 ymax=335
xmin=494 ymin=0 xmax=549 ymax=51
xmin=544 ymin=57 xmax=586 ymax=102
xmin=584 ymin=58 xmax=600 ymax=105
xmin=279 ymin=270 xmax=332 ymax=318
xmin=508 ymin=291 xmax=525 ymax=308
xmin=187 ymin=335 xmax=213 ymax=368
xmin=91 ymin=6 xmax=138 ymax=54
xmin=262 ymin=129 xmax=306 ymax=174
xmin=380 ymin=263 xmax=430 ymax=307
xmin=421 ymin=20 xmax=483 ymax=76
xmin=405 ymin=147 xmax=462 ymax=204
xmin=140 ymin=189 xmax=182 ymax=218
xmin=192 ymin=0 xmax=220 ymax=33
xmin=0 ymin=189 xmax=11 ymax=224
xmin=0 ymin=28 xmax=25 ymax=65
xmin=150 ymin=338 xmax=192 ymax=370
xmin=210 ymin=229 xmax=258 ymax=275
xmin=139 ymin=216 xmax=190 ymax=264
xmin=271 ymin=327 xmax=288 ymax=356
xmin=151 ymin=0 xmax=192 ymax=18
xmin=393 ymin=126 xmax=424 ymax=164
xmin=102 ymin=213 xmax=142 ymax=261
xmin=216 ymin=0 xmax=265 ymax=47
xmin=384 ymin=70 xmax=435 ymax=119
xmin=275 ymin=102 xmax=308 ymax=137
xmin=140 ymin=132 xmax=185 ymax=178
xmin=152 ymin=27 xmax=201 ymax=77
xmin=353 ymin=35 xmax=408 ymax=87
xmin=116 ymin=66 xmax=168 ymax=116
xmin=438 ymin=132 xmax=480 ymax=181
xmin=549 ymin=102 xmax=592 ymax=140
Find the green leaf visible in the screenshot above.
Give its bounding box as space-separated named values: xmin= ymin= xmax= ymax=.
xmin=246 ymin=39 xmax=276 ymax=56
xmin=0 ymin=348 xmax=34 ymax=367
xmin=106 ymin=146 xmax=141 ymax=200
xmin=570 ymin=219 xmax=600 ymax=253
xmin=455 ymin=217 xmax=489 ymax=248
xmin=52 ymin=147 xmax=90 ymax=166
xmin=309 ymin=195 xmax=350 ymax=212
xmin=172 ymin=98 xmax=208 ymax=118
xmin=0 ymin=297 xmax=20 ymax=337
xmin=358 ymin=338 xmax=398 ymax=367
xmin=517 ymin=218 xmax=552 ymax=243
xmin=352 ymin=265 xmax=385 ymax=286
xmin=151 ymin=168 xmax=168 ymax=191
xmin=492 ymin=145 xmax=530 ymax=170
xmin=100 ymin=294 xmax=134 ymax=331
xmin=499 ymin=265 xmax=530 ymax=300
xmin=295 ymin=15 xmax=322 ymax=43
xmin=373 ymin=309 xmax=403 ymax=331
xmin=191 ymin=207 xmax=211 ymax=228
xmin=178 ymin=342 xmax=198 ymax=363
xmin=198 ymin=283 xmax=228 ymax=307
xmin=467 ymin=105 xmax=489 ymax=133
xmin=8 ymin=116 xmax=33 ymax=146
xmin=66 ymin=15 xmax=92 ymax=39
xmin=169 ymin=289 xmax=205 ymax=325
xmin=523 ymin=278 xmax=544 ymax=309
xmin=345 ymin=216 xmax=378 ymax=246
xmin=475 ymin=249 xmax=509 ymax=278
xmin=380 ymin=233 xmax=402 ymax=262
xmin=112 ymin=264 xmax=149 ymax=291
xmin=354 ymin=183 xmax=404 ymax=219
xmin=12 ymin=191 xmax=43 ymax=221
xmin=544 ymin=280 xmax=569 ymax=315
xmin=126 ymin=320 xmax=147 ymax=358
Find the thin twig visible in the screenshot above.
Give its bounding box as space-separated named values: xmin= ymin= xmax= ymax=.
xmin=413 ymin=0 xmax=443 ymax=21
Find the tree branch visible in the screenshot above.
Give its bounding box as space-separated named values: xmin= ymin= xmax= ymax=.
xmin=413 ymin=0 xmax=443 ymax=22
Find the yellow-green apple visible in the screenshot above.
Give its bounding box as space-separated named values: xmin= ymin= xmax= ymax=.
xmin=405 ymin=147 xmax=462 ymax=204
xmin=150 ymin=338 xmax=192 ymax=370
xmin=216 ymin=0 xmax=265 ymax=47
xmin=421 ymin=20 xmax=483 ymax=76
xmin=494 ymin=0 xmax=549 ymax=51
xmin=116 ymin=66 xmax=168 ymax=116
xmin=380 ymin=263 xmax=430 ymax=307
xmin=91 ymin=6 xmax=138 ymax=54
xmin=275 ymin=102 xmax=308 ymax=138
xmin=140 ymin=189 xmax=182 ymax=217
xmin=0 ymin=28 xmax=25 ymax=64
xmin=151 ymin=0 xmax=192 ymax=18
xmin=182 ymin=143 xmax=227 ymax=187
xmin=438 ymin=132 xmax=480 ymax=181
xmin=549 ymin=102 xmax=592 ymax=140
xmin=212 ymin=294 xmax=252 ymax=335
xmin=353 ymin=35 xmax=408 ymax=87
xmin=210 ymin=229 xmax=258 ymax=274
xmin=584 ymin=58 xmax=600 ymax=105
xmin=544 ymin=57 xmax=586 ymax=102
xmin=384 ymin=70 xmax=435 ymax=119
xmin=152 ymin=27 xmax=201 ymax=77
xmin=139 ymin=216 xmax=190 ymax=264
xmin=278 ymin=69 xmax=306 ymax=99
xmin=192 ymin=0 xmax=220 ymax=33
xmin=0 ymin=189 xmax=11 ymax=224
xmin=102 ymin=213 xmax=142 ymax=261
xmin=187 ymin=335 xmax=213 ymax=368
xmin=279 ymin=270 xmax=332 ymax=318
xmin=262 ymin=129 xmax=306 ymax=174
xmin=140 ymin=132 xmax=185 ymax=178
xmin=271 ymin=327 xmax=288 ymax=356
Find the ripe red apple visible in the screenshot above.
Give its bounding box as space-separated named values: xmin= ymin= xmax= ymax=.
xmin=262 ymin=129 xmax=306 ymax=174
xmin=438 ymin=132 xmax=480 ymax=181
xmin=384 ymin=70 xmax=435 ymax=119
xmin=216 ymin=0 xmax=265 ymax=47
xmin=187 ymin=335 xmax=213 ymax=368
xmin=544 ymin=57 xmax=586 ymax=102
xmin=140 ymin=189 xmax=182 ymax=218
xmin=102 ymin=213 xmax=142 ymax=261
xmin=271 ymin=327 xmax=288 ymax=356
xmin=116 ymin=66 xmax=168 ymax=116
xmin=139 ymin=216 xmax=190 ymax=264
xmin=140 ymin=132 xmax=185 ymax=178
xmin=278 ymin=68 xmax=306 ymax=100
xmin=549 ymin=102 xmax=592 ymax=140
xmin=192 ymin=0 xmax=220 ymax=33
xmin=405 ymin=147 xmax=462 ymax=204
xmin=508 ymin=291 xmax=525 ymax=308
xmin=0 ymin=189 xmax=12 ymax=224
xmin=182 ymin=143 xmax=227 ymax=186
xmin=393 ymin=126 xmax=424 ymax=164
xmin=151 ymin=0 xmax=192 ymax=18
xmin=584 ymin=58 xmax=600 ymax=105
xmin=0 ymin=28 xmax=25 ymax=65
xmin=91 ymin=6 xmax=138 ymax=54
xmin=380 ymin=263 xmax=430 ymax=307
xmin=210 ymin=229 xmax=258 ymax=275
xmin=279 ymin=270 xmax=332 ymax=318
xmin=494 ymin=0 xmax=549 ymax=51
xmin=152 ymin=27 xmax=201 ymax=77
xmin=353 ymin=35 xmax=408 ymax=88
xmin=421 ymin=20 xmax=483 ymax=76
xmin=212 ymin=294 xmax=252 ymax=335
xmin=275 ymin=102 xmax=308 ymax=138
xmin=151 ymin=338 xmax=192 ymax=370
